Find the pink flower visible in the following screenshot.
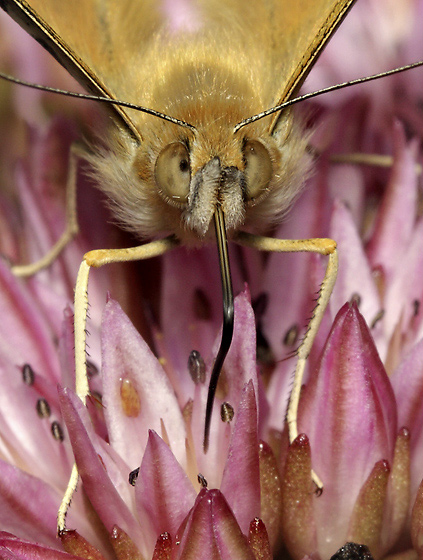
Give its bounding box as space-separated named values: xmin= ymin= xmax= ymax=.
xmin=0 ymin=1 xmax=422 ymax=559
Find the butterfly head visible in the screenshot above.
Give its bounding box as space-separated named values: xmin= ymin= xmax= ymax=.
xmin=90 ymin=107 xmax=311 ymax=243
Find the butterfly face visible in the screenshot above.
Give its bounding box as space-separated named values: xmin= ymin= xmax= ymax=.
xmin=89 ymin=96 xmax=310 ymax=243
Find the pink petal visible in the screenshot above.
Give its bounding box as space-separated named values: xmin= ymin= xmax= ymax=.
xmin=391 ymin=338 xmax=423 ymax=496
xmin=299 ymin=303 xmax=397 ymax=557
xmin=220 ymin=381 xmax=260 ymax=536
xmin=0 ymin=260 xmax=60 ymax=381
xmin=0 ymin=461 xmax=60 ymax=549
xmin=0 ymin=532 xmax=81 ymax=560
xmin=160 ymin=246 xmax=222 ymax=397
xmin=347 ymin=460 xmax=390 ymax=557
xmin=175 ymin=489 xmax=256 ymax=560
xmin=218 ymin=291 xmax=259 ymax=416
xmin=191 ymin=290 xmax=260 ymax=484
xmin=383 ymin=219 xmax=423 ymax=349
xmin=135 ymin=431 xmax=196 ymax=541
xmin=258 ymin=441 xmax=282 ymax=549
xmin=59 ymin=387 xmax=146 ymax=552
xmin=160 ymin=245 xmax=245 ymax=398
xmin=329 ymin=201 xmax=382 ymax=340
xmin=366 ymin=122 xmax=419 ymax=281
xmin=13 ymin=125 xmax=75 ymax=299
xmin=280 ymin=434 xmax=317 ymax=558
xmin=0 ymin=355 xmax=72 ymax=486
xmin=248 ymin=518 xmax=272 ymax=560
xmin=9 ymin=120 xmax=109 ymax=340
xmin=101 ymin=299 xmax=187 ymax=468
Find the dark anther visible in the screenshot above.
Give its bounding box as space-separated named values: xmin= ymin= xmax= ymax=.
xmin=129 ymin=467 xmax=140 ymax=486
xmin=36 ymin=398 xmax=51 ymax=418
xmin=197 ymin=473 xmax=208 ymax=488
xmin=220 ymin=402 xmax=234 ymax=423
xmin=22 ymin=363 xmax=35 ymax=385
xmin=188 ymin=350 xmax=206 ymax=384
xmin=51 ymin=421 xmax=64 ymax=442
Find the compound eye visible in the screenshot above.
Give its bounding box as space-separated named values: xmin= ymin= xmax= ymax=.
xmin=155 ymin=142 xmax=191 ymax=204
xmin=243 ymin=140 xmax=273 ymax=200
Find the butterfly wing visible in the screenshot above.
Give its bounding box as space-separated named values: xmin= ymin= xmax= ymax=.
xmin=0 ymin=0 xmax=151 ymax=139
xmin=1 ymin=0 xmax=356 ymax=133
xmin=257 ymin=0 xmax=357 ymax=104
xmin=192 ymin=0 xmax=356 ymax=101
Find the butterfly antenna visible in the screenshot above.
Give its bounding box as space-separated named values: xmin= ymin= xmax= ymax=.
xmin=234 ymin=60 xmax=423 ymax=132
xmin=0 ymin=71 xmax=196 ymax=131
xmin=203 ymin=206 xmax=234 ymax=452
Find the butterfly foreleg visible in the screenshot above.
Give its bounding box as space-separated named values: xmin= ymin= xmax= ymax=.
xmin=57 ymin=236 xmax=179 ymax=534
xmin=234 ymin=231 xmax=338 ymax=490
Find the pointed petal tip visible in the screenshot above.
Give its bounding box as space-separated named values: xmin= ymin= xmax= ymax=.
xmin=60 ymin=530 xmax=106 ymax=560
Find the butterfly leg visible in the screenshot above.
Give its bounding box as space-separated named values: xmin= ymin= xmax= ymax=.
xmin=331 ymin=152 xmax=422 ymax=174
xmin=57 ymin=236 xmax=179 ymax=534
xmin=11 ymin=143 xmax=83 ymax=277
xmin=234 ymin=231 xmax=338 ymax=490
xmin=308 ymin=142 xmax=422 ymax=175
xmin=325 ymin=151 xmax=422 ymax=175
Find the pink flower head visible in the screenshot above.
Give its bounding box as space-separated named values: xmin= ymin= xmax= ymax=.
xmin=0 ymin=1 xmax=422 ymax=559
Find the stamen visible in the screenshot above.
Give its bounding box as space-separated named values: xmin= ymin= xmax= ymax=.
xmin=129 ymin=467 xmax=140 ymax=486
xmin=36 ymin=398 xmax=51 ymax=418
xmin=22 ymin=364 xmax=35 ymax=385
xmin=283 ymin=325 xmax=299 ymax=347
xmin=197 ymin=473 xmax=208 ymax=488
xmin=370 ymin=309 xmax=385 ymax=329
xmin=349 ymin=293 xmax=362 ymax=307
xmin=51 ymin=421 xmax=64 ymax=442
xmin=188 ymin=350 xmax=206 ymax=384
xmin=220 ymin=402 xmax=234 ymax=423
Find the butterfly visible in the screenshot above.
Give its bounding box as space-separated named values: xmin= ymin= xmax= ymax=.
xmin=5 ymin=0 xmax=408 ymax=535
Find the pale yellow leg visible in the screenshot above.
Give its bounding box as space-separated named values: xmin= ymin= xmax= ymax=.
xmin=330 ymin=152 xmax=422 ymax=175
xmin=234 ymin=231 xmax=339 ymax=490
xmin=11 ymin=143 xmax=85 ymax=277
xmin=57 ymin=236 xmax=179 ymax=534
